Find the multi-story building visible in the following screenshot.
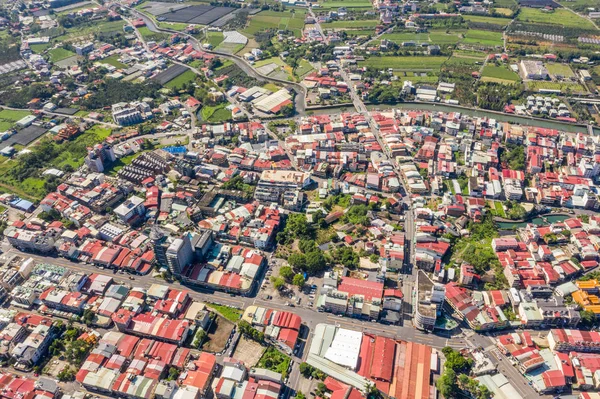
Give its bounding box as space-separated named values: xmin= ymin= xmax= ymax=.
xmin=254 ymin=170 xmax=311 ymax=204
xmin=114 ymin=196 xmax=145 ymax=224
xmin=12 ymin=324 xmax=56 ymax=369
xmin=166 ymin=235 xmax=194 ymax=275
xmin=84 ymin=144 xmax=116 ymax=173
xmin=548 ymin=329 xmax=600 ymax=353
xmin=414 ymin=270 xmax=445 ymax=331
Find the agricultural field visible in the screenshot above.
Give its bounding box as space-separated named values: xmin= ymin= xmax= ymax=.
xmin=101 ymin=55 xmax=128 ymax=69
xmin=445 ymin=50 xmax=487 ymax=66
xmin=158 ymin=21 xmax=190 ymax=31
xmin=546 ymin=63 xmax=576 ymax=79
xmin=463 ymin=15 xmax=512 ymax=26
xmin=319 ymin=0 xmax=373 ymax=9
xmin=205 ymin=31 xmax=224 ymax=48
xmin=359 ymin=56 xmax=448 ymax=71
xmin=0 ymin=125 xmax=112 ymax=200
xmin=393 ymin=71 xmax=440 ymax=84
xmin=0 ymin=109 xmax=30 ymax=131
xmin=494 ymin=8 xmax=514 ymax=16
xmin=462 ymin=29 xmax=504 ymax=47
xmin=29 ymin=43 xmax=51 ymax=53
xmin=48 ymin=47 xmax=76 ymax=62
xmin=322 ymin=20 xmax=379 ymax=29
xmin=517 ymin=8 xmax=597 ymax=29
xmin=53 ymin=20 xmax=126 ymax=42
xmin=215 ymin=42 xmax=245 ymax=54
xmin=344 ymin=29 xmax=376 ymax=37
xmin=294 ymin=59 xmax=314 ymax=79
xmin=379 ymin=32 xmax=429 ymax=44
xmin=200 ymin=104 xmax=232 ymax=124
xmin=242 ymin=10 xmax=305 ymax=38
xmin=527 ymin=81 xmax=587 ymax=94
xmin=493 ymin=0 xmax=517 ymax=6
xmin=557 ymin=0 xmax=600 ymax=12
xmin=138 ymin=26 xmax=170 ymax=42
xmin=164 ymin=69 xmax=197 ymax=89
xmin=254 ymin=57 xmax=294 ymax=81
xmin=429 ymin=30 xmax=464 ymax=45
xmin=481 ymin=65 xmax=521 ymax=84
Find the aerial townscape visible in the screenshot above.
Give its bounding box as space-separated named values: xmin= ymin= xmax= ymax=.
xmin=2 ymin=0 xmax=600 ymax=399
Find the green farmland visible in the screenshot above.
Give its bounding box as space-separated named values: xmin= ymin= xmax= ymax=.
xmin=320 ymin=0 xmax=373 ymax=9
xmin=462 ymin=30 xmax=503 ymax=47
xmin=481 ymin=65 xmax=520 ymax=83
xmin=48 ymin=47 xmax=76 ymax=62
xmin=359 ymin=56 xmax=448 ymax=71
xmin=517 ymin=8 xmax=597 ymax=29
xmin=164 ymin=69 xmax=197 ymax=89
xmin=463 ymin=15 xmax=512 ymax=26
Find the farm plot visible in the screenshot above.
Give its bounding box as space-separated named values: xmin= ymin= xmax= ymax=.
xmin=481 ymin=65 xmax=520 ymax=83
xmin=429 ymin=30 xmax=463 ymax=45
xmin=48 ymin=47 xmax=76 ymax=62
xmin=153 ymin=4 xmax=235 ymax=25
xmin=201 ymin=104 xmax=232 ymax=124
xmin=527 ymin=81 xmax=587 ymax=94
xmin=0 ymin=126 xmax=48 ymax=150
xmin=546 ymin=63 xmax=576 ymax=79
xmin=320 ymin=0 xmax=373 ymax=9
xmin=462 ymin=29 xmax=503 ymax=47
xmin=0 ymin=109 xmax=31 ymax=132
xmin=322 ymin=20 xmax=379 ymax=29
xmin=517 ymin=8 xmax=597 ymax=29
xmin=379 ymin=32 xmax=429 ymax=44
xmin=101 ymin=55 xmax=128 ymax=69
xmin=242 ymin=10 xmax=305 ymax=37
xmin=153 ymin=64 xmax=190 ymax=85
xmin=53 ymin=20 xmax=126 ymax=42
xmin=359 ymin=56 xmax=448 ymax=71
xmin=164 ymin=69 xmax=197 ymax=89
xmin=205 ymin=31 xmax=224 ymax=48
xmin=463 ymin=15 xmax=512 ymax=26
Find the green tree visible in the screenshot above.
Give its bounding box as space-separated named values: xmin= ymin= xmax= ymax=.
xmin=57 ymin=366 xmax=75 ymax=382
xmin=167 ymin=367 xmax=180 ymax=381
xmin=271 ymin=276 xmax=286 ymax=290
xmin=580 ymin=310 xmax=596 ymax=326
xmin=288 ymin=253 xmax=307 ymax=270
xmin=436 ymin=369 xmax=457 ymax=398
xmin=280 ymin=266 xmax=294 ymax=282
xmin=305 ymin=250 xmax=327 ymax=274
xmin=82 ymin=309 xmax=95 ymax=326
xmin=292 ymin=274 xmax=305 ymax=289
xmin=193 ymin=329 xmax=207 ymax=349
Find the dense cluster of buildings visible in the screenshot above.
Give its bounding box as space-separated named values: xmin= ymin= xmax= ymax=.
xmin=307 ymin=324 xmax=439 ymax=399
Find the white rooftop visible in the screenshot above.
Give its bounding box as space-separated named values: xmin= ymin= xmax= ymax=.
xmin=324 ymin=328 xmax=362 ymax=370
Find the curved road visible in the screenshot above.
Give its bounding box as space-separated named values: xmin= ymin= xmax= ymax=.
xmin=127 ymin=7 xmax=308 ymax=114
